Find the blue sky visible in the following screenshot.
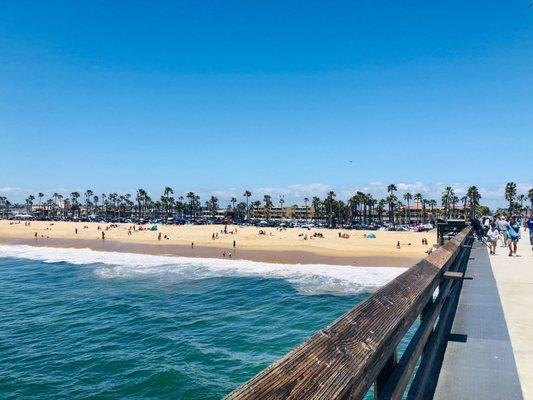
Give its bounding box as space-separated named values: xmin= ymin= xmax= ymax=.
xmin=0 ymin=1 xmax=531 ymax=207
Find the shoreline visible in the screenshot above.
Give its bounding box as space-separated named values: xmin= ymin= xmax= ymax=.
xmin=0 ymin=237 xmax=419 ymax=267
xmin=0 ymin=220 xmax=436 ymax=268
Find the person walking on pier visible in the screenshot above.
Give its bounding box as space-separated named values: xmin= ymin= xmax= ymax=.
xmin=497 ymin=216 xmax=510 ymax=247
xmin=487 ymin=224 xmax=499 ymax=255
xmin=527 ymin=214 xmax=533 ymax=251
xmin=506 ymin=216 xmax=521 ymax=256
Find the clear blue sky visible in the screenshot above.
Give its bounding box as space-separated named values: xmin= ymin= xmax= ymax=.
xmin=1 ymin=1 xmax=531 ymax=205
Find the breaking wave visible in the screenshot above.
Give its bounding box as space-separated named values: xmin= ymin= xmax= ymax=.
xmin=0 ymin=244 xmax=405 ymax=295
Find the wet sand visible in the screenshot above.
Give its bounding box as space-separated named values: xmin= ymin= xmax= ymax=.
xmin=0 ymin=237 xmax=419 ymax=267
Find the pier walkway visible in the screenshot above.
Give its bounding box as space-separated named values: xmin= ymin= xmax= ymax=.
xmin=491 ymin=233 xmax=533 ymax=398
xmin=434 ymin=240 xmax=523 ymax=399
xmin=225 ymin=227 xmax=531 ymax=400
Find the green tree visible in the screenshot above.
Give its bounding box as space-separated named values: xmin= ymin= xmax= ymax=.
xmin=403 ymin=192 xmax=412 ymax=225
xmin=263 ymin=195 xmax=273 ymax=221
xmin=505 ymin=182 xmax=517 ymax=213
xmin=243 ymin=190 xmax=252 ymax=221
xmin=467 ymin=186 xmax=481 ymax=218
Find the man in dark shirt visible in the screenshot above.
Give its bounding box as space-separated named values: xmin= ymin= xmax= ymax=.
xmin=527 ymin=216 xmax=533 ymax=250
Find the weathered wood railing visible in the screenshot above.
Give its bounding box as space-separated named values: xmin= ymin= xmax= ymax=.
xmin=225 ymin=226 xmax=473 ymax=400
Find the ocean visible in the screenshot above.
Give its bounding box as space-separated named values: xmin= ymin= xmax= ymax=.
xmin=0 ymin=244 xmax=405 ymax=399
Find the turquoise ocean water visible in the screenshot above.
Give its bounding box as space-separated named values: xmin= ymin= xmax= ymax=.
xmin=0 ymin=244 xmax=405 ymax=399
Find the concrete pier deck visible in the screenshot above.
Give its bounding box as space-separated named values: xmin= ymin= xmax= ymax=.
xmin=434 ymin=240 xmax=523 ymax=399
xmin=490 ymin=231 xmax=533 ymax=398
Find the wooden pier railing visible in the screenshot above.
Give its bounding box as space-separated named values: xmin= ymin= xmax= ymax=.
xmin=225 ymin=226 xmax=473 ymax=400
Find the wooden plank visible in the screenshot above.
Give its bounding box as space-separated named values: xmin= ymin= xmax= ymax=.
xmin=225 ymin=227 xmax=472 ymax=400
xmin=443 ymin=271 xmax=464 ymax=280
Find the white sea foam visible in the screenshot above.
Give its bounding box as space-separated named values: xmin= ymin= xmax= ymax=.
xmin=0 ymin=244 xmax=406 ymax=295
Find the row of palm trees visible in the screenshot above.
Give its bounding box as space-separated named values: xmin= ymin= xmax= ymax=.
xmin=2 ymin=183 xmax=532 ymax=224
xmin=504 ymin=182 xmax=533 ymax=216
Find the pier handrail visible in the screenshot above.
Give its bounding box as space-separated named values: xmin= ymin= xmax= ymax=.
xmin=225 ymin=226 xmax=473 ymax=400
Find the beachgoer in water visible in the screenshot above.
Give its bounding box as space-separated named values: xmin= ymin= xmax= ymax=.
xmin=191 ymin=242 xmax=194 ymax=248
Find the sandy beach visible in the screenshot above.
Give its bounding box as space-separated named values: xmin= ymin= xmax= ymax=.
xmin=0 ymin=220 xmax=436 ymax=267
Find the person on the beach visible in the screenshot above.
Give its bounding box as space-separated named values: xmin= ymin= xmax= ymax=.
xmin=158 ymin=232 xmax=162 ymax=241
xmin=233 ymin=240 xmax=236 ymax=248
xmin=486 ymin=224 xmax=499 ymax=255
xmin=101 ymin=231 xmax=105 ymax=240
xmin=397 ymin=241 xmax=401 ymax=249
xmin=506 ymin=216 xmax=521 ymax=256
xmin=75 ymin=228 xmax=78 ymax=234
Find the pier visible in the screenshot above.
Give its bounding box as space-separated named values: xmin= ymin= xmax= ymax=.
xmin=225 ymin=227 xmax=529 ymax=399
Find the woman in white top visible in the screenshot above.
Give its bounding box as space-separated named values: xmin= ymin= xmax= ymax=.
xmin=487 ymin=224 xmax=499 ymax=255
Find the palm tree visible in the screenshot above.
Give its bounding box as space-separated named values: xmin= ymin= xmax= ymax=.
xmin=37 ymin=192 xmax=44 ymax=217
xmin=505 ymin=182 xmax=517 ymax=213
xmin=252 ymin=200 xmax=261 ymax=219
xmin=243 ymin=190 xmax=252 ymax=221
xmin=230 ymin=196 xmax=237 ymax=211
xmin=467 ymin=186 xmax=481 ymax=219
xmin=403 ymin=192 xmax=412 ymax=225
xmin=84 ymin=190 xmax=93 ymax=217
xmin=70 ymin=192 xmax=80 ymax=217
xmin=279 ymin=195 xmax=285 ymax=220
xmin=263 ymin=195 xmax=273 ymax=221
xmin=460 ymin=196 xmax=468 ymax=220
xmin=136 ymin=189 xmax=148 ymax=219
xmin=450 ymin=195 xmax=459 ymax=219
xmin=386 ymin=184 xmax=397 ymax=226
xmin=312 ymin=196 xmax=321 ymax=224
xmin=428 ymin=199 xmax=437 ymax=222
xmin=386 ymin=194 xmax=397 ymax=226
xmin=325 ymin=191 xmax=336 ymax=227
xmin=441 ymin=186 xmax=454 ymax=219
xmin=25 ymin=195 xmax=35 ymax=214
xmin=366 ymin=194 xmax=375 ymax=224
xmin=517 ymin=194 xmax=525 ymax=216
xmin=209 ymin=196 xmax=219 ymax=218
xmin=414 ymin=193 xmax=423 ymax=223
xmin=376 ymin=199 xmax=386 ymax=224
xmin=163 ymin=187 xmax=174 ymax=217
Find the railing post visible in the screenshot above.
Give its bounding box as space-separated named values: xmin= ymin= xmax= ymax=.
xmin=375 ymin=348 xmax=397 ymax=399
